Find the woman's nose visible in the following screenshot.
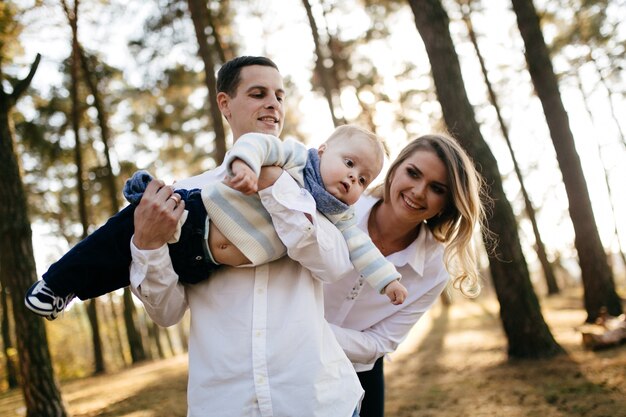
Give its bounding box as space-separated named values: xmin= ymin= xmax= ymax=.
xmin=412 ymin=182 xmax=426 ymax=198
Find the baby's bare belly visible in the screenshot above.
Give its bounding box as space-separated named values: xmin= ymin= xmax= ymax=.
xmin=208 ymin=222 xmax=251 ymax=266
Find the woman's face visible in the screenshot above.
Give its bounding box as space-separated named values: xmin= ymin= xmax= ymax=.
xmin=387 ymin=149 xmax=450 ymax=224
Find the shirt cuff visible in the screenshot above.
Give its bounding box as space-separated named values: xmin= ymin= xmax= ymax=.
xmin=129 ymin=238 xmax=170 ymax=289
xmin=258 ymin=171 xmax=316 ymax=215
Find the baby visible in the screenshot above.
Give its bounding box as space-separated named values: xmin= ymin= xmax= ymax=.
xmin=25 ymin=125 xmax=407 ymax=320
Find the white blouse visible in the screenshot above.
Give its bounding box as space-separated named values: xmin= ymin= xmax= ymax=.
xmin=324 ymin=195 xmax=450 ymax=372
xmin=130 ymin=170 xmax=363 ymax=417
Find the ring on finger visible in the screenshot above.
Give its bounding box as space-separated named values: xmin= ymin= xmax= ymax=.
xmin=168 ymin=194 xmax=182 ymax=205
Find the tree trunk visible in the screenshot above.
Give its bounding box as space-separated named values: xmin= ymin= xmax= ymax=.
xmin=62 ymin=0 xmax=106 ymax=374
xmin=510 ymin=0 xmax=622 ymax=322
xmin=108 ymin=293 xmax=129 ymax=366
xmin=0 ymin=54 xmax=69 ymax=417
xmin=187 ymin=0 xmax=227 ymax=163
xmin=123 ymin=287 xmax=147 ymax=362
xmin=407 ymin=0 xmax=564 ymax=358
xmin=461 ymin=1 xmax=559 ymax=295
xmin=1 ymin=284 xmax=19 ymax=388
xmin=573 ymin=69 xmax=626 ymax=270
xmin=76 ymin=44 xmax=147 ymax=365
xmin=301 ymin=0 xmax=345 ymax=127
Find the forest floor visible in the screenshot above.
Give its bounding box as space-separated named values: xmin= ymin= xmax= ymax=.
xmin=0 ymin=289 xmax=624 ymax=417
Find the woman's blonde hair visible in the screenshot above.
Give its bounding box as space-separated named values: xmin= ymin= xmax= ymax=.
xmin=371 ymin=133 xmax=489 ymax=297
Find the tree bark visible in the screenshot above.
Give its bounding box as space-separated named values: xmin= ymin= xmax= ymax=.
xmin=0 ymin=54 xmax=69 ymax=416
xmin=76 ymin=44 xmax=147 ymax=365
xmin=407 ymin=0 xmax=564 ymax=358
xmin=461 ymin=0 xmax=559 ymax=295
xmin=187 ymin=0 xmax=227 ymax=163
xmin=302 ymin=0 xmax=345 ymax=127
xmin=1 ymin=284 xmax=19 ymax=388
xmin=123 ymin=287 xmax=147 ymax=362
xmin=62 ymin=0 xmax=106 ymax=374
xmin=511 ymin=0 xmax=622 ymax=321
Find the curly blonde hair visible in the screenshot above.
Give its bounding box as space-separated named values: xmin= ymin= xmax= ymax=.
xmin=371 ymin=133 xmax=489 ymax=297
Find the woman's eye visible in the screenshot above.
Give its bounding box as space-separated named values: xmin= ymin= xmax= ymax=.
xmin=432 ymin=185 xmax=446 ymax=195
xmin=407 ymin=168 xmax=418 ymax=178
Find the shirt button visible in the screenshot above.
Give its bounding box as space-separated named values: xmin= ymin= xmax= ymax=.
xmin=195 ymin=256 xmax=202 ymax=260
xmin=256 ymin=288 xmax=264 ymax=294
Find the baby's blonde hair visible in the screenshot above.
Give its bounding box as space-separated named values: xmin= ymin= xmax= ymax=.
xmin=325 ymin=124 xmax=385 ymax=167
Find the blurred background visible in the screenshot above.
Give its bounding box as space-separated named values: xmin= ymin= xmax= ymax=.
xmin=0 ymin=0 xmax=624 ymax=416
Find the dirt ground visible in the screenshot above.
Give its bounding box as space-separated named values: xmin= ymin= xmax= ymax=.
xmin=0 ymin=290 xmax=624 ymax=417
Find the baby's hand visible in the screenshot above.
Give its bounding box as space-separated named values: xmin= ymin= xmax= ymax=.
xmin=224 ymin=159 xmax=258 ymax=194
xmin=384 ymin=280 xmax=408 ymax=305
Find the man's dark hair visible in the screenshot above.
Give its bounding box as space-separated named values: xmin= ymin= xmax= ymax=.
xmin=217 ymin=56 xmax=279 ymax=96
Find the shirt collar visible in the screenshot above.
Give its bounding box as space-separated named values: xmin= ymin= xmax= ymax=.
xmin=355 ymin=195 xmax=427 ymax=275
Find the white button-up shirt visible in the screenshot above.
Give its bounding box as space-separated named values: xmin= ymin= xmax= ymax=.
xmin=130 ymin=168 xmax=363 ymax=417
xmin=324 ymin=195 xmax=450 ymax=372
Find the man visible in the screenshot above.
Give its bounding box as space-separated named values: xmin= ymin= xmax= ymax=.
xmin=130 ymin=56 xmax=363 ymax=417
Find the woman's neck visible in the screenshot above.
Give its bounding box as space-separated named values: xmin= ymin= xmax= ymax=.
xmin=368 ymin=200 xmax=420 ymax=256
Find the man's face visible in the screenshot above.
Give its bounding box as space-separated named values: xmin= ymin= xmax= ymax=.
xmin=218 ymin=65 xmax=285 ymax=140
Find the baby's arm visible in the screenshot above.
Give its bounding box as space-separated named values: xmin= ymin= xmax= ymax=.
xmin=224 ymin=133 xmax=309 ymax=187
xmin=224 ymin=159 xmax=259 ymax=195
xmin=333 ymin=210 xmax=406 ymax=304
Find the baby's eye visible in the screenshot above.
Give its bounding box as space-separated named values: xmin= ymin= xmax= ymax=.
xmin=359 ymin=177 xmax=367 ymax=185
xmin=345 ymin=159 xmax=354 ymax=167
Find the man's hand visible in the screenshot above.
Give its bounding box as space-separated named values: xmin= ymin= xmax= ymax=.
xmin=384 ymin=280 xmax=408 ymax=305
xmin=223 ymin=159 xmax=258 ymax=194
xmin=132 ymin=179 xmax=185 ymax=250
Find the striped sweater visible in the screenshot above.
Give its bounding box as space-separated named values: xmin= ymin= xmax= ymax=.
xmin=201 ymin=132 xmax=400 ymax=293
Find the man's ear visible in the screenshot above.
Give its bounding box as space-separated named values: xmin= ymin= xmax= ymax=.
xmin=217 ymin=92 xmax=230 ymax=119
xmin=318 ymin=143 xmax=327 ymax=157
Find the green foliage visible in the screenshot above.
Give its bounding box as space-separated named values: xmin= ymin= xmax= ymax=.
xmin=0 ymin=1 xmax=25 ymax=63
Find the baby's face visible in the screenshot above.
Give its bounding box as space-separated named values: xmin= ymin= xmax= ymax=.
xmin=317 ymin=134 xmax=383 ymax=205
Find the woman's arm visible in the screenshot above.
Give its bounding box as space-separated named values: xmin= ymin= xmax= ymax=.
xmin=331 ymin=279 xmax=447 ymax=367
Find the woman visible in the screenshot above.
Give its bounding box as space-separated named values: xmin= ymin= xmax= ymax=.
xmin=325 ymin=133 xmax=488 ymax=417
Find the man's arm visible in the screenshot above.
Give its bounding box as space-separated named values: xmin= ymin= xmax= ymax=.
xmin=129 ymin=179 xmax=188 ymax=326
xmin=258 ymin=169 xmax=353 ymax=283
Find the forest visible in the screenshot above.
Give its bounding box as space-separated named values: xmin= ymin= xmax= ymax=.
xmin=0 ymin=0 xmax=624 ymax=416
